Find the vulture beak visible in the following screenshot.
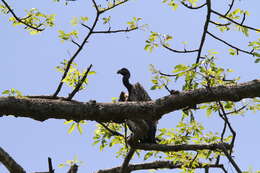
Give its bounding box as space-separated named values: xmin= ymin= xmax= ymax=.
xmin=117 ymin=69 xmax=122 ymax=74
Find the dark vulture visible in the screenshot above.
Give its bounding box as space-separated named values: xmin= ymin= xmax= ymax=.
xmin=117 ymin=68 xmax=157 ymax=143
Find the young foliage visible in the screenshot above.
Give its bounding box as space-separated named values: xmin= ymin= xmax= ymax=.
xmin=8 ymin=8 xmax=55 ymax=34
xmin=2 ymin=88 xmax=22 ymax=96
xmin=56 ymin=60 xmax=95 ymax=89
xmin=64 ymin=120 xmax=87 ymax=134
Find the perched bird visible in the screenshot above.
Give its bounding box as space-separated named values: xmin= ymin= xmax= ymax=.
xmin=117 ymin=68 xmax=157 ymax=143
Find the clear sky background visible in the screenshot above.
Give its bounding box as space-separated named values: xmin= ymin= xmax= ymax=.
xmin=0 ymin=0 xmax=259 ymax=173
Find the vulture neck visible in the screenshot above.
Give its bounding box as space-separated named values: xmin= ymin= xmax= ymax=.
xmin=122 ymin=75 xmax=133 ymax=96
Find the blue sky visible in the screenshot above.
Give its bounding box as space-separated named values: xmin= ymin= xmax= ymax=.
xmin=0 ymin=0 xmax=259 ymax=172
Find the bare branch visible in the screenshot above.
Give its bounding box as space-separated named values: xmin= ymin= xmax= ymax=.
xmin=81 ymin=23 xmax=92 ymax=30
xmin=92 ymin=27 xmax=138 ymax=34
xmin=71 ymin=39 xmax=81 ymax=48
xmin=224 ymin=0 xmax=235 ymax=16
xmin=48 ymin=157 xmax=54 ymax=173
xmin=207 ymin=31 xmax=253 ymax=55
xmin=92 ymin=0 xmax=99 ymax=12
xmin=220 ymin=144 xmax=242 ymax=173
xmin=1 ymin=0 xmax=44 ymax=31
xmin=0 ymin=146 xmax=26 ymax=173
xmin=162 ymin=44 xmax=199 ymax=54
xmin=181 ymin=2 xmax=207 ymax=10
xmin=196 ymin=0 xmax=211 ymax=64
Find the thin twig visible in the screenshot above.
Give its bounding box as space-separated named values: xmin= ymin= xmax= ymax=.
xmin=163 ymin=44 xmax=199 ymax=54
xmin=224 ymin=0 xmax=235 ymax=16
xmin=196 ymin=0 xmax=211 ymax=64
xmin=181 ymin=2 xmax=207 ymax=9
xmin=98 ymin=122 xmax=124 ymax=137
xmin=92 ymin=0 xmax=99 ymax=12
xmin=212 ymin=9 xmax=260 ymax=32
xmin=48 ymin=157 xmax=54 ymax=173
xmin=67 ymin=64 xmax=93 ymax=100
xmin=218 ymin=102 xmax=236 ymax=151
xmin=210 ymin=20 xmax=231 ymax=26
xmin=1 ymin=0 xmax=44 ymax=31
xmin=53 ymin=10 xmax=99 ymax=97
xmin=81 ymin=23 xmax=92 ymax=30
xmin=71 ymin=40 xmax=80 ymax=48
xmin=220 ymin=144 xmax=242 ymax=173
xmin=92 ymin=27 xmax=138 ymax=34
xmin=100 ymin=0 xmax=129 ymax=14
xmin=207 ymin=31 xmax=253 ymax=55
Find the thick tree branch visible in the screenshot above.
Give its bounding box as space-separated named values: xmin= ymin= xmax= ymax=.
xmin=96 ymin=161 xmax=224 ymax=173
xmin=132 ymin=143 xmax=231 ymax=152
xmin=0 ymin=79 xmax=259 ymax=122
xmin=0 ymin=146 xmax=26 ymax=173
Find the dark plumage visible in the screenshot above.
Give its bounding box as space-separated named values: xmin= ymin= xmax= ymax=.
xmin=117 ymin=68 xmax=157 ymax=143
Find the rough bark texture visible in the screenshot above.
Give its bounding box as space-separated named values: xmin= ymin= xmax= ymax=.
xmin=0 ymin=79 xmax=259 ymax=122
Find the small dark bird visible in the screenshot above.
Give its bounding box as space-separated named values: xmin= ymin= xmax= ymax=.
xmin=117 ymin=68 xmax=157 ymax=143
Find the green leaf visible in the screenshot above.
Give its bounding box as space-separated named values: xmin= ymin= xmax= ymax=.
xmin=70 ymin=17 xmax=79 ymax=26
xmin=88 ymin=71 xmax=96 ymax=75
xmin=80 ymin=16 xmax=89 ymax=22
xmin=58 ymin=164 xmax=65 ymax=168
xmin=64 ymin=120 xmax=73 ymax=124
xmin=255 ymin=58 xmax=260 ymax=63
xmin=2 ymin=90 xmax=10 ymax=95
xmin=68 ymin=123 xmax=76 ymax=134
xmin=77 ymin=123 xmax=83 ymax=134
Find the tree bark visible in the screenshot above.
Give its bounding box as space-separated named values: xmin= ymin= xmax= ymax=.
xmin=0 ymin=79 xmax=259 ymax=122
